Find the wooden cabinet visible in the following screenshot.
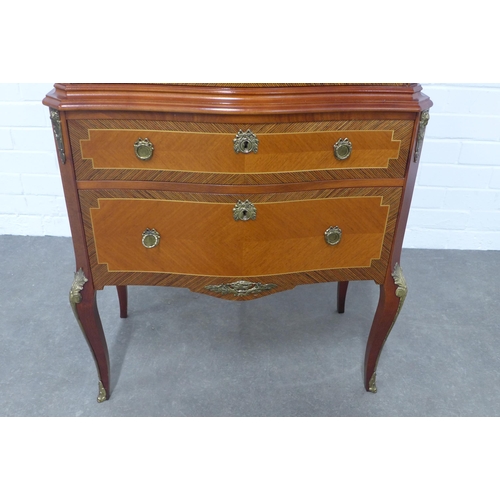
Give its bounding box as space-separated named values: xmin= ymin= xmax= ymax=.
xmin=43 ymin=84 xmax=432 ymax=402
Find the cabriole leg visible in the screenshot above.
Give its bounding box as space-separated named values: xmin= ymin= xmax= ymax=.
xmin=364 ymin=264 xmax=407 ymax=393
xmin=337 ymin=281 xmax=349 ymax=314
xmin=116 ymin=286 xmax=128 ymax=318
xmin=70 ymin=269 xmax=110 ymax=402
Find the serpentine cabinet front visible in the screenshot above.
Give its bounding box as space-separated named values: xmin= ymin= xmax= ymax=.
xmin=43 ymin=84 xmax=432 ymax=402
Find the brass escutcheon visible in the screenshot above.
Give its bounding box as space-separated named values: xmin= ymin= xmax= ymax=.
xmin=233 ymin=129 xmax=259 ymax=154
xmin=134 ymin=138 xmax=154 ymax=161
xmin=324 ymin=226 xmax=342 ymax=246
xmin=233 ymin=200 xmax=256 ymax=221
xmin=142 ymin=228 xmax=160 ymax=248
xmin=333 ymin=138 xmax=352 ymax=160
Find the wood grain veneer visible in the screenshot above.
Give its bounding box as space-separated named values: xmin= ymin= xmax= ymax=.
xmin=90 ymin=196 xmax=391 ymax=275
xmin=43 ymin=83 xmax=432 ymax=400
xmin=79 ymin=187 xmax=401 ymax=292
xmin=80 ymin=127 xmax=401 ymax=173
xmin=69 ymin=119 xmax=413 ymax=184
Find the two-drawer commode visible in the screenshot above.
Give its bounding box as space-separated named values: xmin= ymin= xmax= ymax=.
xmin=44 ymin=84 xmax=431 ymax=402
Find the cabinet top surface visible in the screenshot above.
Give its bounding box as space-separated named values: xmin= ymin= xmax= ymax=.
xmin=43 ymin=83 xmax=432 ymax=114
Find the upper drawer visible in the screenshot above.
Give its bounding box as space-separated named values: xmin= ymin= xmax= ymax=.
xmin=68 ymin=119 xmax=414 ymax=184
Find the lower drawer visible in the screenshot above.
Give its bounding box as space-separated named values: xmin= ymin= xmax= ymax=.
xmin=79 ymin=187 xmax=402 ymax=295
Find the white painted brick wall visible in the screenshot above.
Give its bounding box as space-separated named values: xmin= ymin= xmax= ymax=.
xmin=0 ymin=83 xmax=499 ymax=250
xmin=405 ymin=83 xmax=500 ymax=249
xmin=0 ymin=83 xmax=69 ymax=237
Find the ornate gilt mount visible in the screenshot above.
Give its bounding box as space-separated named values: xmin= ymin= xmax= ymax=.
xmin=205 ymin=280 xmax=277 ymax=297
xmin=49 ymin=108 xmax=66 ymax=164
xmin=69 ymin=268 xmax=88 ymax=309
xmin=392 ymin=262 xmax=408 ymax=313
xmin=414 ymin=110 xmax=430 ymax=162
xmin=233 ymin=129 xmax=259 ymax=154
xmin=69 ymin=268 xmax=88 ymax=346
xmin=233 ymin=200 xmax=257 ymax=221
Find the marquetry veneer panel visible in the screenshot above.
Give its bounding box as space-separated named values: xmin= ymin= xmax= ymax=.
xmin=69 ymin=120 xmax=413 ymax=185
xmin=79 ymin=187 xmax=402 ymax=298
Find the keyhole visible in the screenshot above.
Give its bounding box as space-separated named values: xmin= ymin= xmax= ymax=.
xmin=243 ymin=140 xmax=249 ymax=151
xmin=242 ymin=210 xmax=248 ymax=217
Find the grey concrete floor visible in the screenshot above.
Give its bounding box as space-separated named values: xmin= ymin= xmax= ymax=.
xmin=1 ymin=235 xmax=499 ymax=416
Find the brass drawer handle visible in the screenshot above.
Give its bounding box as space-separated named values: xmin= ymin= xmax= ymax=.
xmin=142 ymin=228 xmax=160 ymax=248
xmin=134 ymin=138 xmax=154 ymax=161
xmin=233 ymin=200 xmax=256 ymax=221
xmin=325 ymin=226 xmax=342 ymax=246
xmin=333 ymin=138 xmax=352 ymax=160
xmin=234 ymin=129 xmax=259 ymax=154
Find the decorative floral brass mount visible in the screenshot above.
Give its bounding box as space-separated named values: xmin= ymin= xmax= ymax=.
xmin=142 ymin=228 xmax=161 ymax=248
xmin=324 ymin=226 xmax=342 ymax=246
xmin=333 ymin=138 xmax=352 ymax=160
xmin=205 ymin=280 xmax=277 ymax=297
xmin=233 ymin=200 xmax=257 ymax=221
xmin=233 ymin=129 xmax=259 ymax=154
xmin=414 ymin=110 xmax=430 ymax=162
xmin=368 ymin=263 xmax=408 ymax=394
xmin=392 ymin=262 xmax=408 ymax=316
xmin=134 ymin=138 xmax=154 ymax=161
xmin=49 ymin=108 xmax=66 ymax=164
xmin=69 ymin=268 xmax=88 ymax=308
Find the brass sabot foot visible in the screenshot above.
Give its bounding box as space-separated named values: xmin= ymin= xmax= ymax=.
xmin=97 ymin=381 xmax=107 ymax=403
xmin=368 ymin=373 xmax=377 ymax=393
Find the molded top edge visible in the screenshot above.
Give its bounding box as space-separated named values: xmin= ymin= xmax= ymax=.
xmin=43 ymin=83 xmax=432 ymax=114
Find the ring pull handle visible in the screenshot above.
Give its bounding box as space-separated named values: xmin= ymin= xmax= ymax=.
xmin=233 ymin=200 xmax=257 ymax=221
xmin=333 ymin=138 xmax=352 ymax=161
xmin=324 ymin=226 xmax=342 ymax=246
xmin=134 ymin=138 xmax=154 ymax=161
xmin=142 ymin=228 xmax=160 ymax=248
